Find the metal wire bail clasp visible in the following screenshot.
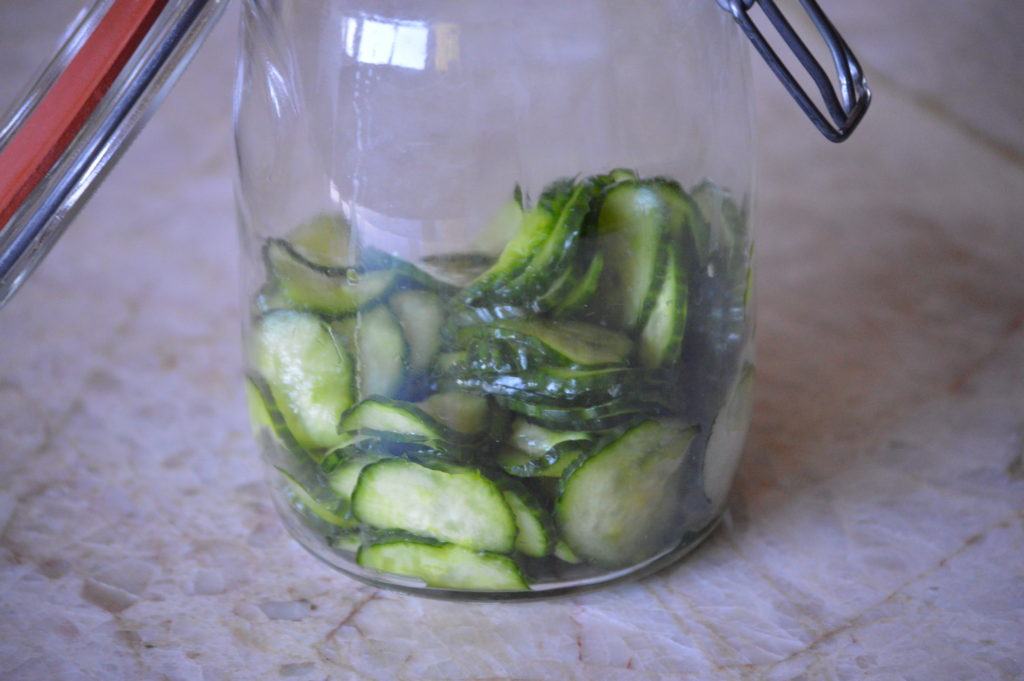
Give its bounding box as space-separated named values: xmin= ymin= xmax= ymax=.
xmin=718 ymin=0 xmax=871 ymax=142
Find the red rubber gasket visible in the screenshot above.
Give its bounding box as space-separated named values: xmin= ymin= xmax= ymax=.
xmin=0 ymin=0 xmax=169 ymax=229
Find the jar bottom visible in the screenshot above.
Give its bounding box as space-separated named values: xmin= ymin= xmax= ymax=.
xmin=273 ymin=494 xmax=727 ymax=601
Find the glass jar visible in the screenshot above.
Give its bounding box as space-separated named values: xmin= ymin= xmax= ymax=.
xmin=235 ymin=0 xmax=757 ymax=598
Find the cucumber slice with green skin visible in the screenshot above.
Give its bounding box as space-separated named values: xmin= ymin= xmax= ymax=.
xmin=358 ymin=537 xmax=528 ymax=591
xmin=264 ymin=239 xmax=399 ymax=316
xmin=338 ymin=397 xmax=451 ymax=445
xmin=557 ymin=419 xmax=699 ymax=568
xmin=419 ymin=252 xmax=498 ymax=289
xmin=448 ymin=365 xmax=645 ymax=407
xmin=532 ymin=257 xmax=582 ymax=313
xmin=466 ymin=188 xmax=526 ymax=257
xmin=553 ymin=540 xmax=582 ymax=564
xmin=510 ymin=419 xmax=592 ymax=455
xmin=350 ymin=305 xmax=408 ymax=399
xmin=253 ymin=310 xmax=356 ymax=452
xmin=331 ymin=529 xmax=363 ymax=553
xmin=551 ymin=251 xmax=605 ymax=318
xmin=416 ymin=392 xmax=490 ymax=439
xmin=444 ymin=302 xmax=531 ymax=332
xmin=434 ymin=351 xmax=467 ymax=374
xmin=702 ymin=365 xmax=754 ymax=508
xmin=496 ymin=395 xmax=651 ymax=431
xmin=286 ymin=214 xmax=353 ymax=268
xmin=388 ymin=290 xmax=445 ymax=376
xmin=251 ymin=281 xmax=293 ymax=316
xmin=320 ymin=433 xmax=455 ymax=473
xmin=496 ymin=440 xmax=586 ymax=479
xmin=690 ymin=179 xmax=745 ymax=268
xmin=595 ymin=179 xmax=695 ymax=332
xmin=639 ymin=248 xmax=688 ymax=369
xmin=460 ymin=178 xmax=576 ymax=306
xmin=278 ymin=468 xmax=355 ymax=528
xmin=352 ymin=459 xmax=518 ymax=553
xmin=607 ymin=168 xmax=639 ymax=183
xmin=459 ymin=319 xmax=632 ymax=367
xmin=327 ymin=452 xmax=389 ymax=500
xmin=502 ymin=178 xmax=601 ymax=301
xmin=360 ymin=247 xmax=460 ymax=298
xmin=245 ymin=373 xmax=312 ymax=459
xmin=500 ymin=482 xmax=554 ymax=557
xmin=245 ymin=374 xmax=275 ymax=437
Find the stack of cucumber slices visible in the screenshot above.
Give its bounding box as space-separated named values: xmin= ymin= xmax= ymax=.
xmin=246 ymin=170 xmax=753 ymax=592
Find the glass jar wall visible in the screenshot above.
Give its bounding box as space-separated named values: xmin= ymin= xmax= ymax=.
xmin=235 ymin=0 xmax=755 ymax=598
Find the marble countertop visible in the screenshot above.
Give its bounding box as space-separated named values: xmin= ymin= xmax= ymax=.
xmin=1 ymin=2 xmax=1022 ymax=679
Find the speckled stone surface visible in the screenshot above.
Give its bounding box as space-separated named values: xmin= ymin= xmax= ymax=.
xmin=1 ymin=2 xmax=1022 ymax=680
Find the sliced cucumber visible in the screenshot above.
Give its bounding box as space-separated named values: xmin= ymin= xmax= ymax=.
xmin=352 ymin=459 xmax=517 ymax=553
xmin=360 ymin=247 xmax=459 ymax=297
xmin=327 ymin=452 xmax=389 ymax=500
xmin=595 ymin=179 xmax=695 ymax=332
xmin=702 ymin=365 xmax=754 ymax=508
xmin=350 ymin=305 xmax=407 ymax=399
xmin=497 ymin=395 xmax=649 ymax=431
xmin=557 ymin=419 xmax=699 ymax=567
xmin=497 ymin=440 xmax=586 ymax=479
xmin=253 ymin=310 xmax=355 ymax=452
xmin=251 ymin=281 xmax=292 ymax=316
xmin=690 ymin=179 xmax=745 ymax=266
xmin=533 ymin=257 xmax=582 ymax=312
xmin=358 ymin=537 xmax=528 ymax=590
xmin=388 ymin=290 xmax=445 ymax=376
xmin=553 ymin=540 xmax=582 ymax=564
xmin=460 ymin=178 xmax=575 ymax=305
xmin=264 ymin=239 xmax=398 ymax=316
xmin=419 ymin=252 xmax=496 ymax=289
xmin=449 ymin=365 xmax=644 ymax=407
xmin=416 ymin=392 xmax=490 ymax=439
xmin=467 ymin=188 xmax=526 ymax=256
xmin=551 ymin=251 xmax=604 ymax=318
xmin=434 ymin=351 xmax=467 ymax=374
xmin=338 ymin=397 xmax=450 ymax=444
xmin=500 ymin=483 xmax=554 ymax=557
xmin=503 ymin=178 xmax=598 ymax=301
xmin=285 ymin=214 xmax=352 ymax=268
xmin=331 ymin=529 xmax=363 ymax=553
xmin=245 ymin=374 xmax=275 ymax=436
xmin=463 ymin=319 xmax=633 ymax=367
xmin=639 ymin=248 xmax=688 ymax=369
xmin=278 ymin=468 xmax=354 ymax=528
xmin=244 ymin=373 xmax=311 ymax=458
xmin=321 ymin=433 xmax=453 ymax=470
xmin=510 ymin=419 xmax=593 ymax=456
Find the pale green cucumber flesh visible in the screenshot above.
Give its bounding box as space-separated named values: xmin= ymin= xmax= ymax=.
xmin=358 ymin=540 xmax=528 ymax=590
xmin=501 ymin=487 xmax=553 ymax=558
xmin=639 ymin=249 xmax=688 ymax=369
xmin=702 ymin=365 xmax=754 ymax=508
xmin=416 ymin=392 xmax=490 ymax=438
xmin=557 ymin=419 xmax=699 ymax=567
xmin=265 ymin=239 xmax=397 ymax=316
xmin=253 ymin=310 xmax=355 ymax=451
xmin=352 ymin=459 xmax=517 ymax=553
xmin=389 ymin=290 xmax=445 ymax=375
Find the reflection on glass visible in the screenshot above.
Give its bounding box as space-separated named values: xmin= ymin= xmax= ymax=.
xmin=344 ymin=16 xmax=431 ymax=71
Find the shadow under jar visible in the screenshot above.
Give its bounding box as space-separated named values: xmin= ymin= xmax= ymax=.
xmin=235 ymin=0 xmax=755 ymax=599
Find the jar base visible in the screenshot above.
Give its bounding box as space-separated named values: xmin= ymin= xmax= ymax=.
xmin=277 ymin=503 xmax=726 ymax=601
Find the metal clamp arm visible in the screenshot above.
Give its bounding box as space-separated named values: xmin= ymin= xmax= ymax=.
xmin=719 ymin=0 xmax=871 ymax=142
